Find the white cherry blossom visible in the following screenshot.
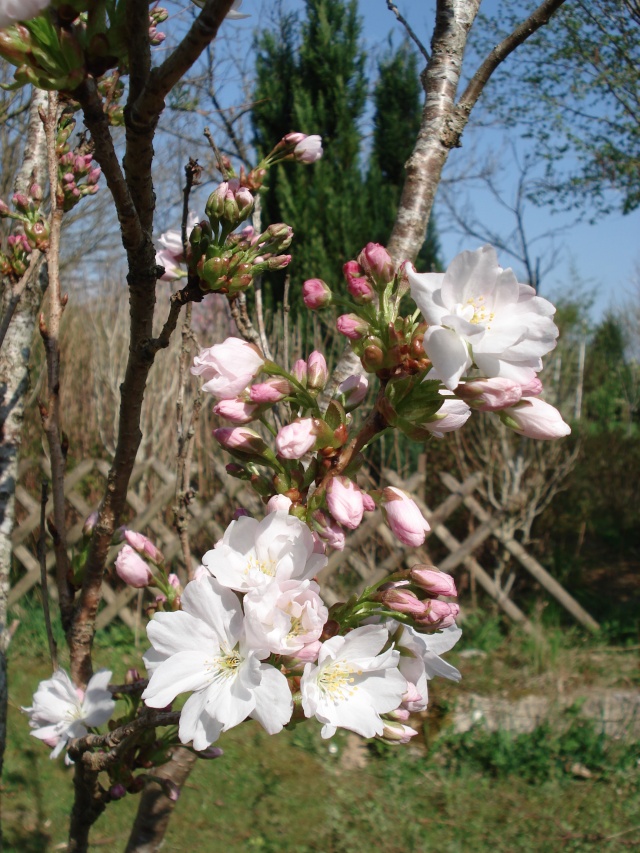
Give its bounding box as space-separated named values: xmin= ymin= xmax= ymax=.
xmin=390 ymin=622 xmax=462 ymax=713
xmin=142 ymin=575 xmax=293 ymax=750
xmin=22 ymin=669 xmax=115 ymax=761
xmin=243 ymin=578 xmax=328 ymax=657
xmin=300 ymin=625 xmax=407 ymax=739
xmin=408 ymin=245 xmax=558 ymax=390
xmin=202 ymin=511 xmax=327 ymax=593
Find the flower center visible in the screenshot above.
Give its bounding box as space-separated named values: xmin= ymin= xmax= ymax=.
xmin=454 ymin=296 xmax=495 ymax=329
xmin=246 ymin=554 xmax=277 ymax=578
xmin=318 ymin=661 xmax=361 ymax=701
xmin=210 ymin=646 xmax=242 ymax=680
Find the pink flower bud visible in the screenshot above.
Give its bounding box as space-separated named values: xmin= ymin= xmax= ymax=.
xmin=381 ymin=487 xmax=430 ymax=547
xmin=361 ymin=492 xmax=376 ymax=512
xmin=357 ymin=242 xmax=395 ymax=288
xmin=233 ymin=508 xmax=252 ymax=520
xmin=307 ymin=351 xmax=328 ymax=390
xmin=519 ymin=377 xmax=543 ymax=397
xmin=276 ymin=419 xmax=316 ymax=459
xmin=501 ymin=398 xmax=571 ymax=440
xmin=312 ymin=510 xmax=346 ymax=551
xmin=214 ymin=427 xmax=270 ymax=455
xmin=424 ymin=398 xmax=472 ymax=438
xmin=292 ymin=359 xmax=308 ymax=384
xmin=337 ymin=374 xmax=368 ymax=411
xmin=266 ymin=494 xmax=293 ymax=514
xmin=123 ymin=530 xmax=165 ymax=565
xmin=416 ymin=600 xmax=460 ymax=629
xmin=302 ymin=278 xmax=332 ymax=309
xmin=379 ymin=589 xmax=428 ymax=617
xmin=293 ymin=134 xmax=323 ymax=163
xmin=283 ymin=132 xmax=306 ymax=146
xmin=410 ymin=567 xmax=457 ymax=597
xmin=347 ymin=276 xmax=375 ymax=304
xmin=455 ymin=377 xmax=523 ymax=411
xmin=213 ymin=398 xmax=259 ymax=423
xmin=326 ymin=476 xmax=364 ymax=530
xmin=380 ymin=721 xmax=419 ymax=744
xmin=109 ymin=784 xmax=127 ymax=800
xmin=115 ymin=545 xmax=153 ymax=588
xmin=249 ymin=378 xmax=292 ymax=403
xmin=82 ymin=511 xmax=99 ymax=537
xmin=336 ymin=314 xmax=368 ymax=340
xmin=343 ymin=260 xmax=364 ymax=284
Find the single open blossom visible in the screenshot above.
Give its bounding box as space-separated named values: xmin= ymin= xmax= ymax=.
xmin=243 ymin=578 xmax=329 ymax=657
xmin=389 ymin=623 xmax=462 ymax=713
xmin=0 ymin=0 xmax=49 ymax=28
xmin=142 ymin=576 xmax=292 ymax=750
xmin=381 ymin=487 xmax=430 ymax=547
xmin=501 ymin=397 xmax=571 ymax=439
xmin=23 ymin=669 xmax=115 ymax=761
xmin=300 ymin=625 xmax=407 ymax=738
xmin=202 ymin=511 xmax=327 ymax=593
xmin=408 ymin=245 xmax=559 ymax=390
xmin=191 ymin=338 xmax=264 ymax=399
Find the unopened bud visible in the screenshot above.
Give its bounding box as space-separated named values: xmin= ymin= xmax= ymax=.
xmin=357 ymin=242 xmax=395 ymax=289
xmin=302 ymin=278 xmax=332 ymax=309
xmin=306 ymin=351 xmax=328 ymax=390
xmin=336 ymin=314 xmax=368 ymax=341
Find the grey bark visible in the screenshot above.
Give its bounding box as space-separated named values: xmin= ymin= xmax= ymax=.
xmin=0 ymin=88 xmax=48 ymax=789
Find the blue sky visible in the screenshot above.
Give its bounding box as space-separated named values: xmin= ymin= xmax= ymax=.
xmin=228 ymin=0 xmax=640 ymax=320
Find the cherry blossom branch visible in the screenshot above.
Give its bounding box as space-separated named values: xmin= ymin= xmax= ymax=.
xmin=39 ymin=91 xmax=73 ymax=628
xmin=68 ymin=710 xmax=181 ymax=770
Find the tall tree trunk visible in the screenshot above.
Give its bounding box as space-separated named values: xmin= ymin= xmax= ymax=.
xmin=0 ymin=89 xmax=48 ymax=799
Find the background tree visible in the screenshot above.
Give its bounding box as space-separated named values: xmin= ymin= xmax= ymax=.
xmin=478 ymin=0 xmax=640 ymax=216
xmin=252 ymin=0 xmax=441 ymax=312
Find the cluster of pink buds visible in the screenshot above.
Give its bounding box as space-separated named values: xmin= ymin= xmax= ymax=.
xmin=344 ymin=565 xmax=460 ymax=631
xmin=114 ymin=529 xmax=182 ymax=611
xmin=149 ymin=6 xmax=168 ymax=46
xmin=0 ymin=184 xmax=48 ymax=279
xmin=154 ymin=134 xmax=322 ymax=291
xmin=55 ymin=114 xmax=101 ymax=212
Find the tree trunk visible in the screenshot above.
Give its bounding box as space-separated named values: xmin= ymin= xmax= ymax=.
xmin=0 ymin=89 xmax=48 ymax=797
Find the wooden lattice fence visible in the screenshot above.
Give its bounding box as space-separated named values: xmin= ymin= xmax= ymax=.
xmin=9 ymin=456 xmax=599 ymax=636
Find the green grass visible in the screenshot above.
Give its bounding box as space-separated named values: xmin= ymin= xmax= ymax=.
xmin=3 ymin=604 xmax=639 ymax=852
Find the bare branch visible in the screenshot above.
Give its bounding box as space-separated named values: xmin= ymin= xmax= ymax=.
xmin=37 ymin=479 xmax=58 ymax=670
xmin=386 ymin=1 xmax=430 ymax=63
xmin=457 ymin=0 xmax=569 ymax=116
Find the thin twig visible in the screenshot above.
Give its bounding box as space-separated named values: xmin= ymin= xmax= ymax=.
xmin=283 ymin=273 xmax=291 ymax=370
xmin=40 ymin=90 xmax=73 ymax=628
xmin=457 ymin=0 xmax=569 ymax=115
xmin=175 ymin=162 xmax=204 ymax=579
xmin=37 ymin=479 xmax=57 ymax=670
xmin=251 ymin=195 xmax=273 ymax=360
xmin=386 ymin=1 xmax=430 ymax=63
xmin=203 ymin=126 xmax=230 ymax=177
xmin=228 ymin=293 xmax=263 ymax=349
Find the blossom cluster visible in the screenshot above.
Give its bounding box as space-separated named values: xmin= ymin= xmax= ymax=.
xmin=141 ymin=510 xmax=461 ymax=749
xmin=154 ymin=132 xmax=322 ymax=292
